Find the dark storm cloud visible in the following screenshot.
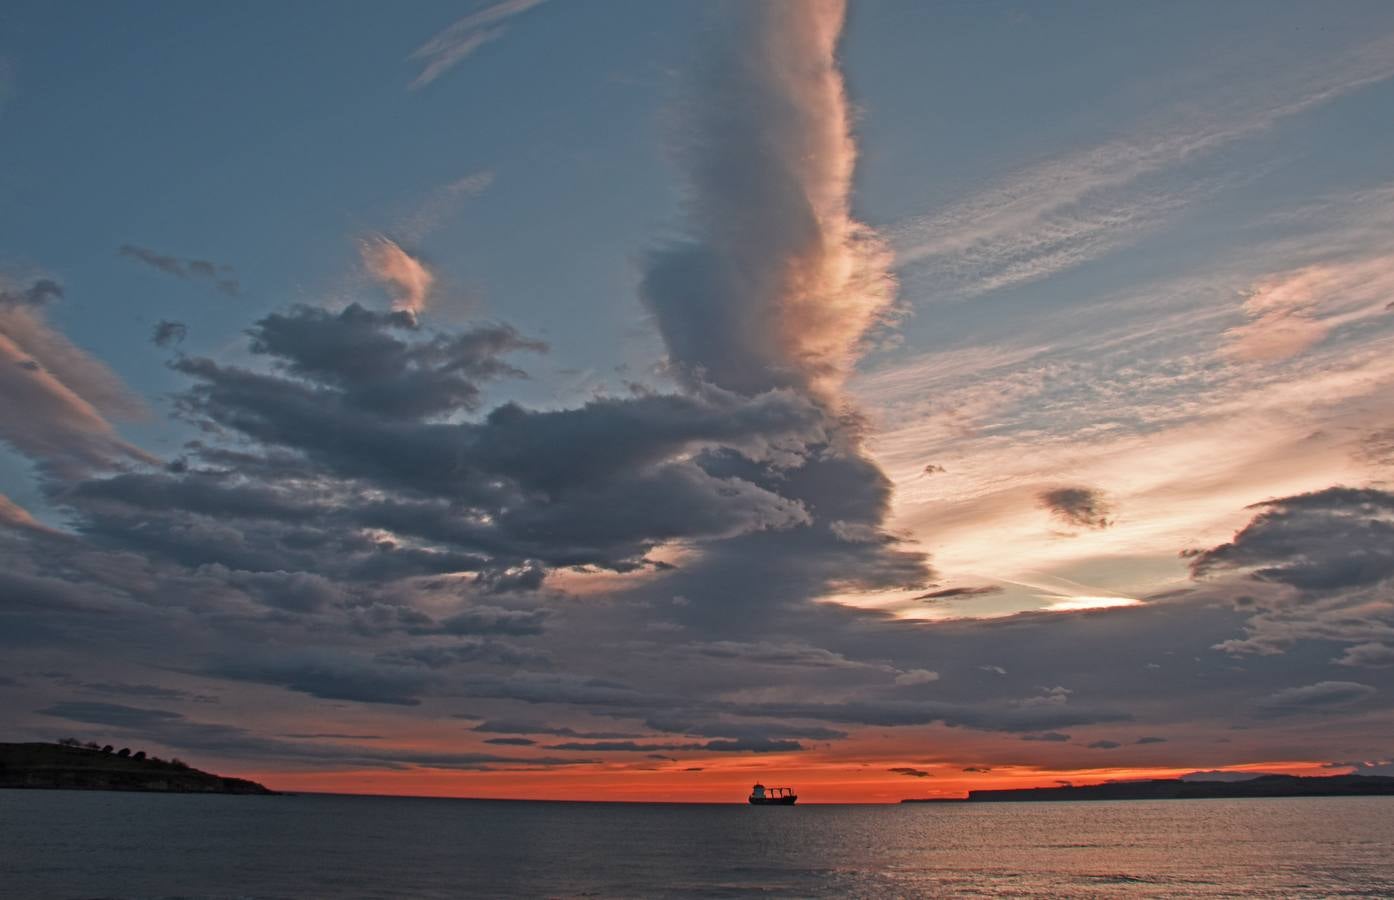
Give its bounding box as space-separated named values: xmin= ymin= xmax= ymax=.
xmin=1187 ymin=487 xmax=1394 ymax=590
xmin=37 ymin=701 xmax=591 ymax=771
xmin=151 ymin=320 xmax=187 ymax=347
xmin=1038 ymin=486 xmax=1113 ymax=530
xmin=1255 ymin=681 xmax=1376 ymax=717
xmin=40 ymin=673 xmax=217 ymax=704
xmin=141 ymin=305 xmax=825 ymax=576
xmin=1335 ymin=643 xmax=1394 ymax=668
xmin=44 ymin=297 xmax=830 ymax=603
xmin=0 ymin=569 xmax=119 ymax=614
xmin=545 ymin=738 xmax=803 ymax=753
xmin=639 ymin=714 xmax=847 ymax=742
xmin=1187 ymin=486 xmax=1394 ymax=657
xmin=204 ymin=652 xmax=435 ymax=705
xmin=737 ymin=698 xmax=1129 ymax=733
xmin=247 ymin=304 xmax=544 ymax=419
xmin=39 ymin=701 xmax=183 ymax=729
xmin=471 ymin=720 xmax=640 ymax=740
xmin=377 ymin=638 xmax=549 ymax=669
xmin=118 ymin=244 xmax=240 ymax=296
xmin=686 ymin=640 xmax=867 ymax=669
xmin=420 ymin=606 xmax=549 ymax=636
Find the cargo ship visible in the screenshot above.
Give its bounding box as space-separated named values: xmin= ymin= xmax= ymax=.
xmin=748 ymin=783 xmax=797 ymax=805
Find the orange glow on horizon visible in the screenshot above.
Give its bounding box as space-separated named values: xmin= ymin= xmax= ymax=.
xmin=231 ymin=757 xmax=1340 ymax=804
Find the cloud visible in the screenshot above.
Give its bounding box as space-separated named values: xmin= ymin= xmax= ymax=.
xmin=205 ymin=652 xmax=435 ymax=706
xmin=0 ymin=276 xmax=154 ymax=477
xmin=1020 ymin=732 xmax=1071 ymax=742
xmin=1135 ymin=736 xmax=1168 ymax=744
xmin=1256 ymin=681 xmax=1376 ymax=717
xmin=36 ymin=701 xmax=591 ymax=771
xmin=915 ymin=585 xmax=1002 ymax=601
xmin=1038 ymin=487 xmax=1113 ymax=531
xmin=1335 ymin=643 xmax=1394 ymax=669
xmin=123 ymin=302 xmax=825 ymax=578
xmin=893 ymin=668 xmax=939 ymax=686
xmin=641 ymin=0 xmax=895 ymax=404
xmin=471 ymin=720 xmax=639 ymax=740
xmin=151 ymin=321 xmax=188 ymax=347
xmin=0 ymin=493 xmax=49 ymax=533
xmin=0 ymin=278 xmax=63 ymax=308
xmin=408 ymin=0 xmax=547 ymax=90
xmin=359 ymin=236 xmax=435 ymax=316
xmin=888 ymin=767 xmax=932 ymax=777
xmin=118 ymin=245 xmax=239 ymax=296
xmin=39 ymin=700 xmax=183 ymax=729
xmin=1187 ymin=487 xmax=1394 ymax=656
xmin=623 ymin=0 xmax=930 ymax=627
xmin=889 ymin=30 xmax=1394 ymax=298
xmin=398 ymin=171 xmax=495 ymax=243
xmin=1190 ymin=487 xmax=1394 ymax=590
xmin=545 ymin=739 xmax=804 ymax=754
xmin=421 ymin=607 xmax=549 ymax=636
xmin=1087 ymin=740 xmax=1122 ymax=749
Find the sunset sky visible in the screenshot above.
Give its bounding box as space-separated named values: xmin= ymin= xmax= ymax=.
xmin=3 ymin=0 xmax=1394 ymax=803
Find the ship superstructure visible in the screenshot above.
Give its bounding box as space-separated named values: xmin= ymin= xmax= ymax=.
xmin=748 ymin=783 xmax=797 ymax=805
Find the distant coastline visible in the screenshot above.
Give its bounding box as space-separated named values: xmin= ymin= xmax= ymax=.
xmin=0 ymin=742 xmax=274 ymax=795
xmin=903 ymin=773 xmax=1394 ymax=804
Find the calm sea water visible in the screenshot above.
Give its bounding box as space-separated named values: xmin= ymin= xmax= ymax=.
xmin=4 ymin=791 xmax=1394 ymax=898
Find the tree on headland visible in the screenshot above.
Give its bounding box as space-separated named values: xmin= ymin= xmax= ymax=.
xmin=116 ymin=747 xmax=131 ymax=757
xmin=57 ymin=737 xmax=80 ymax=747
xmin=102 ymin=745 xmax=113 ymax=753
xmin=132 ymin=751 xmax=146 ymax=761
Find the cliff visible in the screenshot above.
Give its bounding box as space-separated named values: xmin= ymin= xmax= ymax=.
xmin=0 ymin=742 xmax=274 ymax=794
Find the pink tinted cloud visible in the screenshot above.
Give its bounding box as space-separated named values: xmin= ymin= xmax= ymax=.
xmin=359 ymin=236 xmax=435 ymax=316
xmin=0 ymin=289 xmax=154 ymax=478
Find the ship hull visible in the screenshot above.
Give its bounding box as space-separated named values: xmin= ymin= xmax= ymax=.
xmin=748 ymin=796 xmax=797 ymax=805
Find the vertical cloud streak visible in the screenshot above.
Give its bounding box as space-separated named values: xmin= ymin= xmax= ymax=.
xmin=637 ymin=0 xmax=928 ymax=627
xmin=642 ymin=0 xmax=896 ymax=406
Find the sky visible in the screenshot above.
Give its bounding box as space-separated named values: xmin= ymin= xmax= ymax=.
xmin=2 ymin=0 xmax=1394 ymax=802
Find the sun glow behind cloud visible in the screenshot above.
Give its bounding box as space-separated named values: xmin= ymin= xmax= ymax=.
xmin=1042 ymin=595 xmax=1141 ymax=612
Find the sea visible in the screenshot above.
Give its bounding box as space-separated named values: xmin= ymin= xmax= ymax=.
xmin=3 ymin=791 xmax=1394 ymax=898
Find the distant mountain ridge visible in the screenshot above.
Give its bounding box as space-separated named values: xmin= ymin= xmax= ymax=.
xmin=903 ymin=773 xmax=1394 ymax=803
xmin=0 ymin=742 xmax=273 ymax=794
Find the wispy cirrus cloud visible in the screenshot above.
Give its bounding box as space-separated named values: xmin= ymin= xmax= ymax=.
xmin=408 ymin=0 xmax=548 ymax=90
xmin=857 ymin=181 xmax=1394 ymax=617
xmin=889 ymin=30 xmax=1394 ymax=299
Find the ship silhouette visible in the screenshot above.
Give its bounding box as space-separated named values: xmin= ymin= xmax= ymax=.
xmin=748 ymin=783 xmax=797 ymax=805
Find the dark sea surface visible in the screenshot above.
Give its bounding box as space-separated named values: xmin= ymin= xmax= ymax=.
xmin=4 ymin=791 xmax=1394 ymax=898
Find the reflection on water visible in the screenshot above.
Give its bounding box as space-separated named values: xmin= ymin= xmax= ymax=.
xmin=4 ymin=791 xmax=1394 ymax=898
